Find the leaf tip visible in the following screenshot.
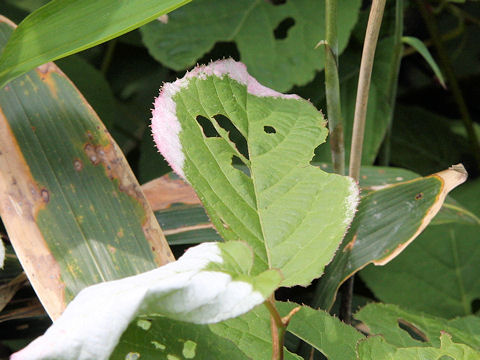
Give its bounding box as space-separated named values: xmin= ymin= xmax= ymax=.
xmin=437 ymin=163 xmax=468 ymax=193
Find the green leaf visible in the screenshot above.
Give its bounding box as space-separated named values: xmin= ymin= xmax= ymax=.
xmin=144 ymin=166 xmax=478 ymax=248
xmin=141 ymin=0 xmax=361 ymax=91
xmin=112 ymin=317 xmax=249 ymax=360
xmin=313 ymin=166 xmax=468 ymax=310
xmin=210 ymin=304 xmax=302 ymax=360
xmin=0 ymin=0 xmax=191 ymax=87
xmin=12 ymin=242 xmax=281 ymax=360
xmin=402 ymin=36 xmax=446 ymax=88
xmin=360 ymin=223 xmax=480 ymax=318
xmin=391 ymin=106 xmax=468 ymax=175
xmin=360 ymin=178 xmax=480 ymax=318
xmin=355 ymin=303 xmax=480 ymax=350
xmin=0 ymin=19 xmax=174 ymax=319
xmin=281 ymin=303 xmax=364 ymax=360
xmin=151 ymin=59 xmax=359 ymax=287
xmin=357 ymin=333 xmax=480 ymax=360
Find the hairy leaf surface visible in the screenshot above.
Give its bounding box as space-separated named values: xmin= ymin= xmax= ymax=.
xmin=151 ymin=59 xmax=359 ymax=287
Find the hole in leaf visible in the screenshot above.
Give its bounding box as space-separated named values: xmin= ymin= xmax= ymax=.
xmin=471 ymin=298 xmax=480 ymax=313
xmin=196 ymin=115 xmax=220 ymax=138
xmin=264 ymin=126 xmax=276 ymax=134
xmin=274 ymin=17 xmax=295 ymax=40
xmin=271 ymin=0 xmax=287 ymax=5
xmin=213 ymin=114 xmax=249 ymax=159
xmin=232 ymin=155 xmax=250 ymax=176
xmin=397 ymin=319 xmax=428 ymax=342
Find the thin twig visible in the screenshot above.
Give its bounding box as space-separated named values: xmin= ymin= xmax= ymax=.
xmin=416 ymin=0 xmax=480 ymax=172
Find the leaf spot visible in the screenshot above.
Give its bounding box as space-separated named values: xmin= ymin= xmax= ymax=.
xmin=167 ymin=355 xmax=180 ymax=360
xmin=415 ymin=192 xmax=424 ymax=200
xmin=182 ymin=340 xmax=197 ymax=358
xmin=73 ymin=159 xmax=83 ymax=171
xmin=125 ymin=352 xmax=140 ymax=360
xmin=41 ymin=189 xmax=49 ymax=203
xmin=151 ymin=341 xmax=166 ymax=350
xmin=136 ymin=319 xmax=151 ymax=331
xmin=274 ymin=17 xmax=295 ymax=39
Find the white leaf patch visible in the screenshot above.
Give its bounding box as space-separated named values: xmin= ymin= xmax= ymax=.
xmin=150 ymin=58 xmax=299 ymax=179
xmin=12 ymin=242 xmax=277 ymax=360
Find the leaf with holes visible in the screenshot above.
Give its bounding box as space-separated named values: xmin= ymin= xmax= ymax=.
xmin=355 ymin=303 xmax=480 ymax=351
xmin=141 ymin=0 xmax=361 ymax=91
xmin=151 ymin=59 xmax=359 ymax=287
xmin=12 ymin=241 xmax=281 ymax=360
xmin=357 ymin=333 xmax=480 ymax=360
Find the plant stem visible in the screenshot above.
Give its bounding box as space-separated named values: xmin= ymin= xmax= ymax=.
xmin=265 ymin=296 xmax=285 ymax=360
xmin=339 ymin=276 xmax=354 ymax=324
xmin=100 ymin=39 xmax=117 ymax=75
xmin=416 ymin=0 xmax=480 ymax=172
xmin=349 ymin=0 xmax=387 ymax=181
xmin=379 ymin=0 xmax=404 ymax=166
xmin=324 ymin=0 xmax=345 ymax=175
xmin=342 ymin=0 xmax=386 ymax=324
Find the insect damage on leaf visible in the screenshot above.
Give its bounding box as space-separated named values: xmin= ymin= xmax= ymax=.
xmin=151 ymin=59 xmax=359 ymax=288
xmin=151 ymin=58 xmax=299 ymax=180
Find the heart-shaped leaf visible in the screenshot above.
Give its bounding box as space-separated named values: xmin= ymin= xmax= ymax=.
xmin=151 ymin=59 xmax=359 ymax=287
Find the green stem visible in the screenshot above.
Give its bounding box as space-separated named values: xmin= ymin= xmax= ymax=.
xmin=379 ymin=0 xmax=404 ymax=166
xmin=349 ymin=0 xmax=386 ymax=181
xmin=416 ymin=0 xmax=480 ymax=171
xmin=324 ymin=0 xmax=345 ymax=175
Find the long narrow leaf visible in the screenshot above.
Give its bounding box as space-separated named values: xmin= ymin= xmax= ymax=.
xmin=402 ymin=36 xmax=446 ymax=88
xmin=0 ymin=0 xmax=190 ymax=87
xmin=0 ymin=17 xmax=174 ymax=319
xmin=313 ymin=165 xmax=467 ymax=310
